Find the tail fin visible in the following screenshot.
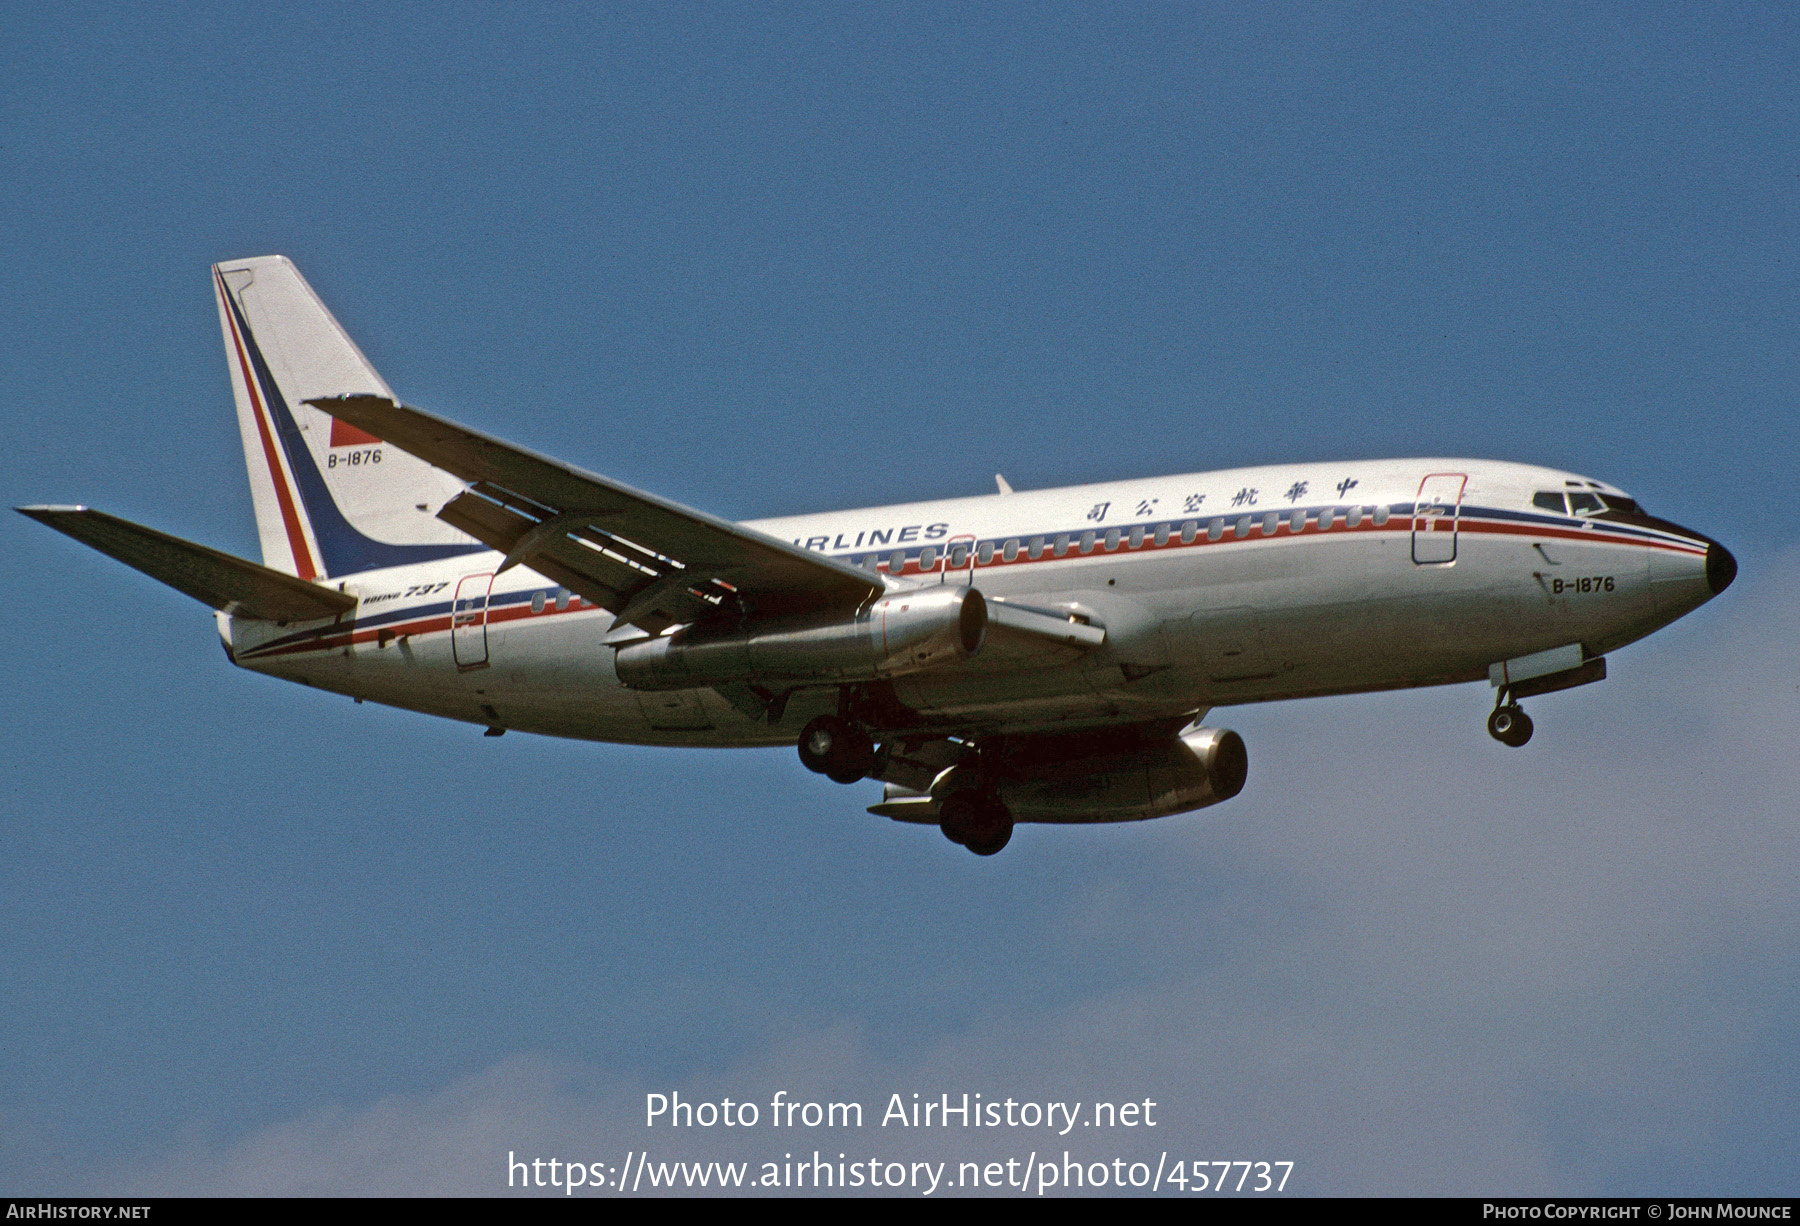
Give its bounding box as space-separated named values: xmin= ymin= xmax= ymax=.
xmin=213 ymin=255 xmax=483 ymax=577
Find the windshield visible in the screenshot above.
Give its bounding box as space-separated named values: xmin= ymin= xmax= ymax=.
xmin=1533 ymin=490 xmax=1646 ymax=518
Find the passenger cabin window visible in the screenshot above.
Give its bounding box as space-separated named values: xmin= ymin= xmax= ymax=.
xmin=1533 ymin=491 xmax=1567 ymax=514
xmin=947 ymin=544 xmax=967 ymax=568
xmin=889 ymin=550 xmax=907 ymax=573
xmin=1103 ymin=528 xmax=1121 ymax=551
xmin=1003 ymin=539 xmax=1020 ymax=561
xmin=1372 ymin=506 xmax=1389 ymax=526
xmin=532 ymin=591 xmax=546 ymax=614
xmin=1129 ymin=525 xmax=1146 ymax=548
xmin=1207 ymin=518 xmax=1224 ymax=541
xmin=1153 ymin=524 xmax=1171 ymax=547
xmin=919 ymin=547 xmax=937 ymax=570
xmin=1289 ymin=509 xmax=1305 ymax=532
xmin=1181 ymin=520 xmax=1199 ymax=544
xmin=976 ymin=541 xmax=994 ymax=565
xmin=1029 ymin=536 xmax=1045 ymax=559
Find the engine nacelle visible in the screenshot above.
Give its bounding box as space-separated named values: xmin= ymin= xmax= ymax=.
xmin=615 ymin=586 xmax=987 ymax=691
xmin=935 ymin=726 xmax=1247 ymax=824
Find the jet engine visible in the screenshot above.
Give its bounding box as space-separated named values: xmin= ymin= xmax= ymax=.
xmin=934 ymin=725 xmax=1248 ymax=824
xmin=615 ymin=586 xmax=987 ymax=691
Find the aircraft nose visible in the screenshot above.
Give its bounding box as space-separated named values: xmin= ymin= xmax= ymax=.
xmin=1706 ymin=540 xmax=1737 ymax=595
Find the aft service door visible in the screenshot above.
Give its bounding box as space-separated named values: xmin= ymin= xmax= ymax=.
xmin=1411 ymin=473 xmax=1467 ymax=565
xmin=452 ymin=572 xmax=494 ymax=669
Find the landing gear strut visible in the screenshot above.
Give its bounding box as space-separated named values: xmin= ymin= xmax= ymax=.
xmin=797 ymin=714 xmax=876 ymax=783
xmin=1487 ymin=695 xmax=1533 ymax=747
xmin=938 ymin=789 xmax=1014 ymax=856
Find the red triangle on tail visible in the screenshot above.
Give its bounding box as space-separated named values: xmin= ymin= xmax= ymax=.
xmin=329 ymin=416 xmax=382 ymax=447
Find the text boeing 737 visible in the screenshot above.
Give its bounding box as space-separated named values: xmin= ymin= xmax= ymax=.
xmin=20 ymin=255 xmax=1736 ymax=855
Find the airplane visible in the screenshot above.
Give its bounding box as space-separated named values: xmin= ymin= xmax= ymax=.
xmin=19 ymin=255 xmax=1737 ymax=855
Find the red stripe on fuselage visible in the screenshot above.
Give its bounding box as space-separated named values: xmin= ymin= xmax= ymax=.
xmin=236 ymin=596 xmax=602 ymax=660
xmin=217 ymin=270 xmax=319 ymax=581
xmin=1447 ymin=517 xmax=1705 ymax=554
xmin=241 ymin=613 xmax=455 ymax=659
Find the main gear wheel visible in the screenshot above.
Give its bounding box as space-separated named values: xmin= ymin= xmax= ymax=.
xmin=937 ymin=790 xmax=1014 ymax=856
xmin=797 ymin=715 xmax=876 ymax=783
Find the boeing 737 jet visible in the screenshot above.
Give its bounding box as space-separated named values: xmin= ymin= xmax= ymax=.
xmin=20 ymin=256 xmax=1736 ymax=854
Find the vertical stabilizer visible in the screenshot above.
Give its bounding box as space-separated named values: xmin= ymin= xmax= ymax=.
xmin=213 ymin=256 xmax=482 ymax=577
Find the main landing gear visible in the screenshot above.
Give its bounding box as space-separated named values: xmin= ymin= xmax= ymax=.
xmin=796 ymin=713 xmax=1016 ymax=856
xmin=797 ymin=714 xmax=876 ymax=784
xmin=1487 ymin=695 xmax=1534 ymax=748
xmin=936 ymin=789 xmax=1014 ymax=857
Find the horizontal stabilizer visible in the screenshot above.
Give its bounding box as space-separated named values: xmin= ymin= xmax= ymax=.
xmin=17 ymin=506 xmax=356 ymax=623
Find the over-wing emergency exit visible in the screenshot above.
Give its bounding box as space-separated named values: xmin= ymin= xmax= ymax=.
xmin=20 ymin=256 xmax=1736 ymax=854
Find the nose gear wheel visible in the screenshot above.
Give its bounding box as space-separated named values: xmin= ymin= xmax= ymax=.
xmin=1487 ymin=702 xmax=1533 ymax=748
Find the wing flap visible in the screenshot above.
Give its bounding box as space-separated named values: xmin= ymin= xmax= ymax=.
xmin=434 ymin=488 xmax=633 ymax=617
xmin=18 ymin=506 xmax=356 ymax=623
xmin=310 ymin=395 xmax=883 ymax=628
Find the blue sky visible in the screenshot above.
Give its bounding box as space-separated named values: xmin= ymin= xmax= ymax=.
xmin=2 ymin=3 xmax=1795 ymax=1196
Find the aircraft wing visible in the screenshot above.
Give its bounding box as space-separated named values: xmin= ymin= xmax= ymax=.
xmin=17 ymin=505 xmax=357 ymax=623
xmin=309 ymin=395 xmax=884 ymax=632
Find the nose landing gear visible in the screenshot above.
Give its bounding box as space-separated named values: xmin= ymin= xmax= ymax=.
xmin=1487 ymin=696 xmax=1534 ymax=747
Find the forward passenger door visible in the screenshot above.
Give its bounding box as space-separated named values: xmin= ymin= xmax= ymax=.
xmin=1412 ymin=473 xmax=1467 ymax=565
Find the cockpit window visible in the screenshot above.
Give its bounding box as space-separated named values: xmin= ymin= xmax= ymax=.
xmin=1536 ymin=489 xmax=1645 ymax=519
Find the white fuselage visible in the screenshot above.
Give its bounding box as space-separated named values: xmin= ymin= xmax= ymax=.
xmin=222 ymin=457 xmax=1719 ymax=747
